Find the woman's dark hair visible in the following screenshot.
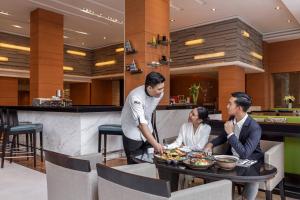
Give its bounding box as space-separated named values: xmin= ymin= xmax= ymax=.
xmin=231 ymin=92 xmax=252 ymax=112
xmin=197 ymin=107 xmax=209 ymax=124
xmin=145 ymin=72 xmax=165 ymax=88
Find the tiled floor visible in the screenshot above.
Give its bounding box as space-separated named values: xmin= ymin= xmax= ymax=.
xmin=11 ymin=157 xmax=297 ymax=200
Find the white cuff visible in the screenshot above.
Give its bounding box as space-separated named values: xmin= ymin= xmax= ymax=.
xmin=227 ymin=132 xmax=234 ymax=139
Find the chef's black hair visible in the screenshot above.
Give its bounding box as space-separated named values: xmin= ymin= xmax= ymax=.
xmin=145 ymin=72 xmax=165 ymax=88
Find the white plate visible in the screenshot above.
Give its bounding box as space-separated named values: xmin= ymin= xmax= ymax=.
xmin=178 ymin=146 xmax=192 ymax=153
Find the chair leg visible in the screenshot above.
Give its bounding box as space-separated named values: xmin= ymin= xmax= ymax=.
xmin=32 ymin=133 xmax=36 ymax=168
xmin=1 ymin=133 xmax=8 ymax=168
xmin=16 ymin=134 xmax=20 ymax=149
xmin=40 ymin=131 xmax=43 ymax=162
xmin=104 ymin=133 xmax=107 ymax=163
xmin=265 ymin=190 xmax=272 ymax=200
xmin=98 ymin=132 xmax=102 ymax=153
xmin=26 ymin=134 xmax=29 ymax=160
xmin=10 ymin=135 xmax=16 ymax=163
xmin=279 ymin=180 xmax=285 ymax=200
xmin=237 ymin=185 xmax=242 ymax=195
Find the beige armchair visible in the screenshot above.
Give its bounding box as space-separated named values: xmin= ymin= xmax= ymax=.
xmin=97 ymin=163 xmax=232 ymax=200
xmin=45 ymin=151 xmax=102 ymax=200
xmin=259 ymin=140 xmax=285 ymax=200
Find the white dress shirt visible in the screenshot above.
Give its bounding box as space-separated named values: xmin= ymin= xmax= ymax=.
xmin=228 ymin=113 xmax=248 ymax=157
xmin=167 ymin=122 xmax=211 ymax=151
xmin=121 ymin=85 xmax=163 ymax=141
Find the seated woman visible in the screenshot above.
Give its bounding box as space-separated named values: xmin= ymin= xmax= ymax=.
xmin=166 ymin=107 xmax=211 ymax=151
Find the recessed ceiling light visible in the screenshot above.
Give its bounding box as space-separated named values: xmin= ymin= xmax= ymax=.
xmin=75 ymin=30 xmax=88 ymax=35
xmin=103 ymin=36 xmax=106 ymax=40
xmin=12 ymin=25 xmax=22 ymax=29
xmin=288 ymin=19 xmax=291 ymax=23
xmin=170 ymin=3 xmax=184 ymax=11
xmin=63 ymin=35 xmax=69 ymax=39
xmin=81 ymin=42 xmax=85 ymax=45
xmin=194 ymin=0 xmax=206 ymax=5
xmin=81 ymin=8 xmax=123 ymax=24
xmin=0 ymin=11 xmax=10 ymax=16
xmin=170 ymin=19 xmax=175 ymax=22
xmin=275 ymin=6 xmax=280 ymax=10
xmin=211 ymin=8 xmax=216 ymax=12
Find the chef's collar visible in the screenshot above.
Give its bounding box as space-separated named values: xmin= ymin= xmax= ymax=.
xmin=145 ymin=85 xmax=151 ymax=97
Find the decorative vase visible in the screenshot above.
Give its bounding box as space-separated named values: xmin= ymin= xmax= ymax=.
xmin=288 ymin=102 xmax=293 ymax=109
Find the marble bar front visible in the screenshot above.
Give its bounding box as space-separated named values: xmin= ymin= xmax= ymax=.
xmin=1 ymin=105 xmax=221 ymax=156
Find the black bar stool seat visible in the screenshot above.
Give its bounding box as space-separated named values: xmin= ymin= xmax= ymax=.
xmin=98 ymin=124 xmax=123 ymax=163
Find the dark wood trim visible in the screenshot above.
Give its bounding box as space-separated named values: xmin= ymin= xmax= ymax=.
xmin=45 ymin=150 xmax=91 ymax=172
xmin=96 ymin=163 xmax=171 ymax=198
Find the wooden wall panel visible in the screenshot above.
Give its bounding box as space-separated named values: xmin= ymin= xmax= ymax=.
xmin=92 ymin=43 xmax=124 ymax=75
xmin=218 ymin=66 xmax=245 ymax=120
xmin=0 ymin=77 xmax=18 ymax=105
xmin=91 ymin=79 xmax=113 ymax=105
xmin=170 ymin=74 xmax=218 ymax=105
xmin=268 ymin=39 xmax=300 ymax=73
xmin=170 ymin=18 xmax=263 ymax=69
xmin=70 ymin=83 xmax=91 ymax=105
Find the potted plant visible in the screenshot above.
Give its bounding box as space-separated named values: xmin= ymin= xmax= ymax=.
xmin=284 ymin=95 xmax=295 ymax=109
xmin=189 ymin=83 xmax=202 ymax=105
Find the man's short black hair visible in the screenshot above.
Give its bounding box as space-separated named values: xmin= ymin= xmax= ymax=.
xmin=231 ymin=92 xmax=252 ymax=112
xmin=145 ymin=72 xmax=165 ymax=88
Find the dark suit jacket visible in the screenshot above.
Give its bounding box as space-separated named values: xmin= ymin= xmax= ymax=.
xmin=211 ymin=116 xmax=264 ymax=161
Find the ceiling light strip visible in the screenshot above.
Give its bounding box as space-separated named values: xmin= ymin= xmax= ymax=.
xmin=63 ymin=66 xmax=74 ymax=71
xmin=66 ymin=50 xmax=86 ymax=56
xmin=0 ymin=56 xmax=9 ymax=61
xmin=115 ymin=47 xmax=124 ymax=52
xmin=0 ymin=43 xmax=30 ymax=52
xmin=250 ymin=52 xmax=263 ymax=60
xmin=95 ymin=60 xmax=116 ymax=67
xmin=194 ymin=52 xmax=225 ymax=60
xmin=185 ymin=39 xmax=204 ymax=46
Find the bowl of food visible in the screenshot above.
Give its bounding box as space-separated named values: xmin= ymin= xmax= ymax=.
xmin=183 ymin=158 xmax=214 ymax=170
xmin=214 ymin=155 xmax=239 ymax=170
xmin=154 ymin=148 xmax=187 ymax=164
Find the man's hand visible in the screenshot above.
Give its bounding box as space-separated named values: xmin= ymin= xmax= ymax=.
xmin=203 ymin=142 xmax=213 ymax=153
xmin=224 ymin=121 xmax=234 ymax=135
xmin=153 ymin=143 xmax=164 ymax=154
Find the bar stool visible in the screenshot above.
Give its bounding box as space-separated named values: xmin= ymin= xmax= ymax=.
xmin=0 ymin=109 xmax=43 ymax=168
xmin=8 ymin=109 xmax=44 ymax=162
xmin=98 ymin=124 xmax=123 ymax=163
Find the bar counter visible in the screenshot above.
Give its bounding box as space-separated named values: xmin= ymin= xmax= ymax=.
xmin=0 ymin=105 xmax=221 ymax=157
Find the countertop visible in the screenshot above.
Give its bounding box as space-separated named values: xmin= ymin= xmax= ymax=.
xmin=0 ymin=104 xmax=221 ymax=113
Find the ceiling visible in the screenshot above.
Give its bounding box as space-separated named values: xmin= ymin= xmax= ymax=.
xmin=0 ymin=0 xmax=300 ymax=49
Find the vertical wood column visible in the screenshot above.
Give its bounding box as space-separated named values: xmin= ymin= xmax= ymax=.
xmin=30 ymin=8 xmax=64 ymax=102
xmin=218 ymin=66 xmax=245 ymax=120
xmin=125 ymin=0 xmax=170 ymax=105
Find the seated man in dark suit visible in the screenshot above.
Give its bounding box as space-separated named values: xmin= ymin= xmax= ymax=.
xmin=204 ymin=92 xmax=263 ymax=200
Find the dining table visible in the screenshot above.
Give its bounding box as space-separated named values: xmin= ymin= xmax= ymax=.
xmin=132 ymin=152 xmax=277 ymax=199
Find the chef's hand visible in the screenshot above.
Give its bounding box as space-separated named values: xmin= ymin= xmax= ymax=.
xmin=224 ymin=120 xmax=234 ymax=135
xmin=154 ymin=143 xmax=164 ymax=154
xmin=203 ymin=142 xmax=213 ymax=153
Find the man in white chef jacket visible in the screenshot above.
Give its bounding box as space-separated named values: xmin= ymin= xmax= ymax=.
xmin=121 ymin=72 xmax=165 ymax=164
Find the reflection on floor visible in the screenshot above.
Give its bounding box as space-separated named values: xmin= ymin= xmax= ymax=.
xmin=10 ymin=157 xmax=297 ymax=200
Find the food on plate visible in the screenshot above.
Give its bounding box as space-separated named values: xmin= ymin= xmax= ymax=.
xmin=190 ymin=158 xmax=211 ymax=166
xmin=189 ymin=152 xmax=206 ymax=159
xmin=155 ymin=148 xmax=186 ymax=161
